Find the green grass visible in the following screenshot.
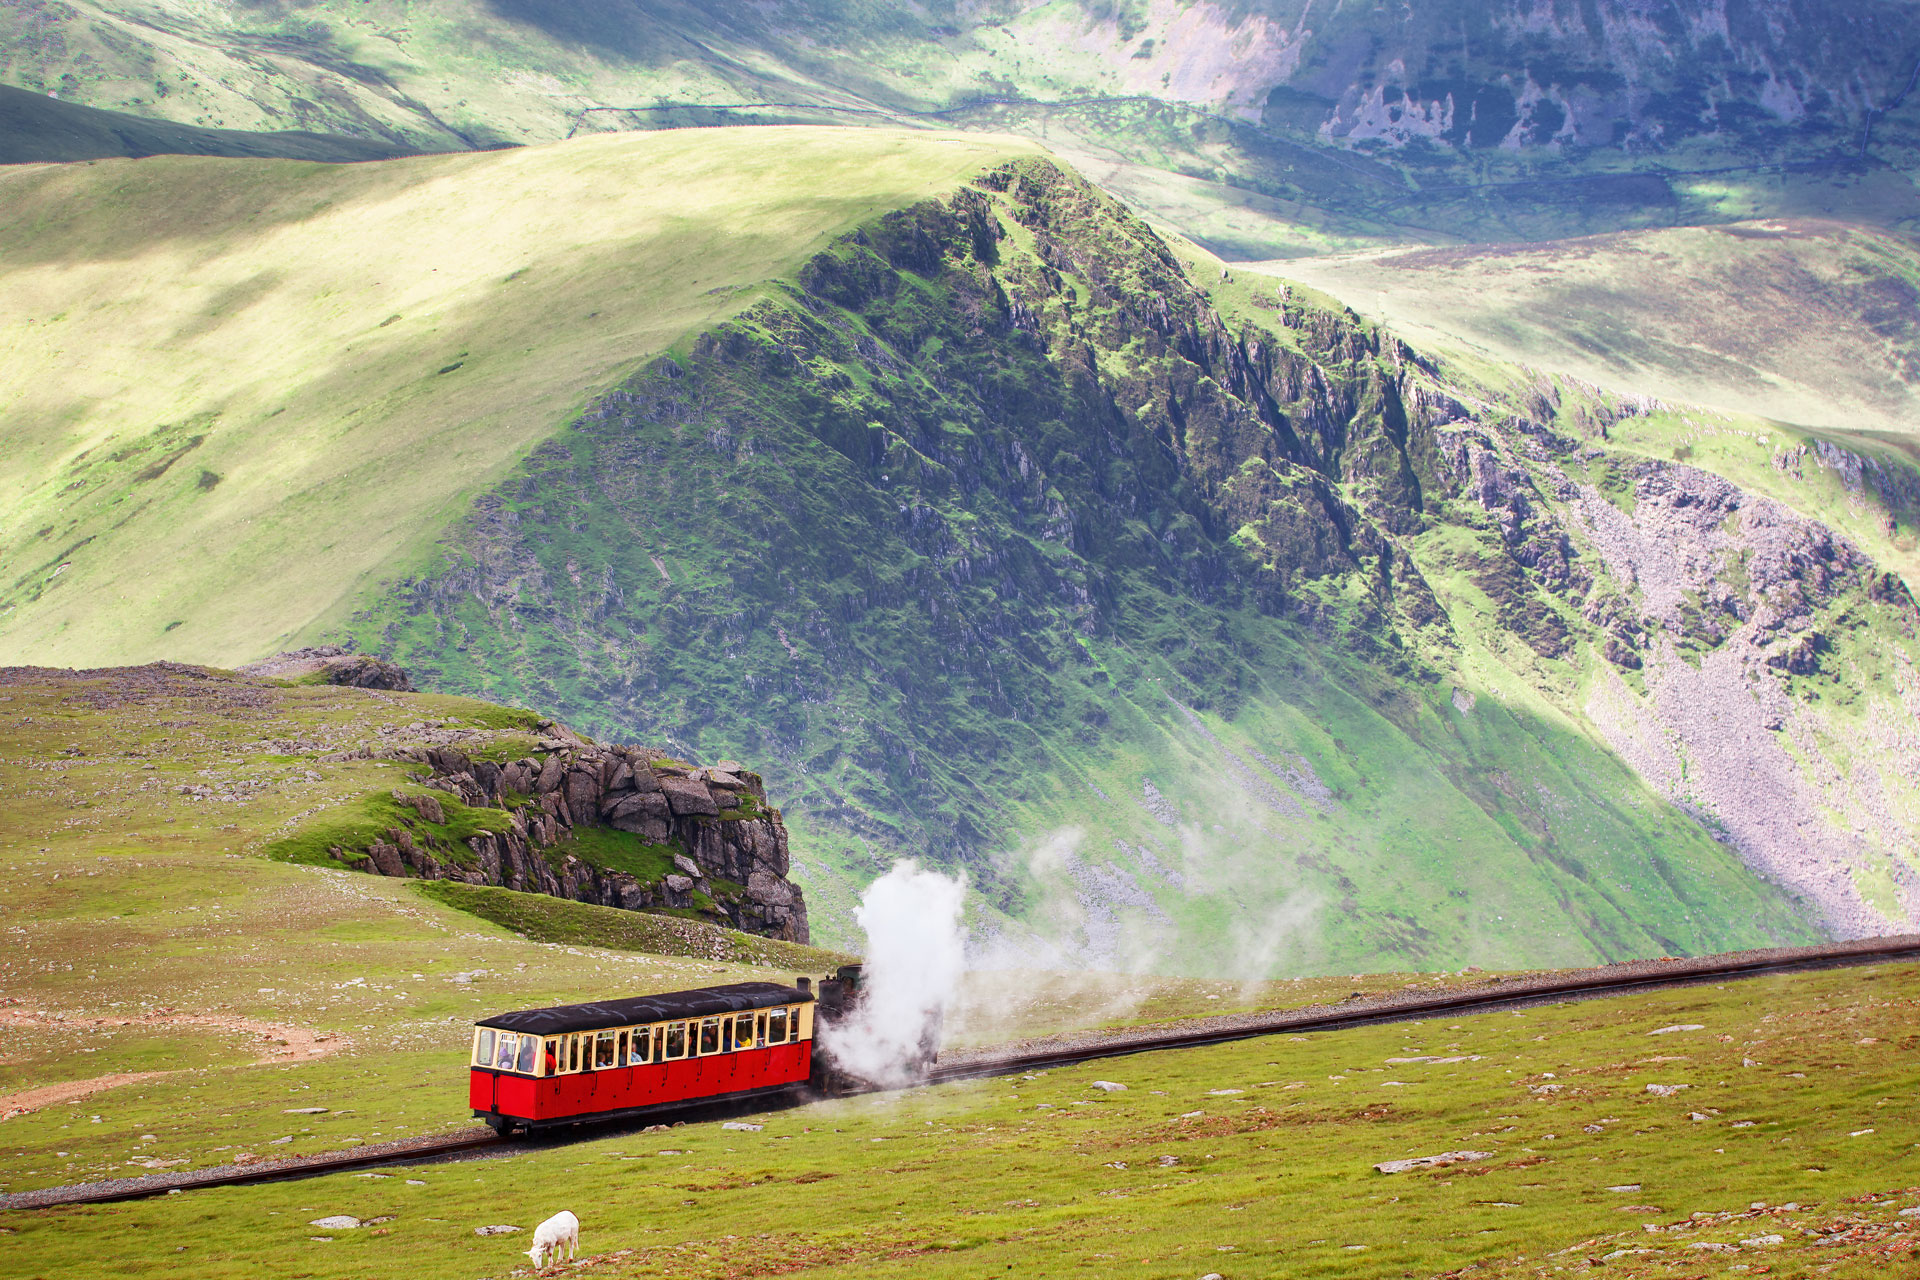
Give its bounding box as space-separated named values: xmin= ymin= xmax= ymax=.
xmin=5 ymin=954 xmax=1918 ymax=1279
xmin=263 ymin=788 xmax=518 ymax=869
xmin=0 ymin=127 xmax=1038 ymax=669
xmin=408 ymin=880 xmax=851 ymax=971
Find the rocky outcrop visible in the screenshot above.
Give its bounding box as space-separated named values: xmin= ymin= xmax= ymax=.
xmin=341 ymin=736 xmax=808 ymax=943
xmin=239 ymin=646 xmax=413 ymax=691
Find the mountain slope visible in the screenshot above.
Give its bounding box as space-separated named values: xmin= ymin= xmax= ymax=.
xmin=0 ymin=127 xmax=1035 ymax=665
xmin=2 ymin=136 xmax=1914 ymax=970
xmin=0 ymin=83 xmax=417 ymax=164
xmin=1251 ymin=219 xmax=1920 ymax=438
xmin=333 ymin=154 xmax=1917 ymax=960
xmin=8 ymin=1 xmax=1918 ymax=249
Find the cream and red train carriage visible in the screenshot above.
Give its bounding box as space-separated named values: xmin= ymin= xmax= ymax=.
xmin=469 ymin=981 xmax=816 ymax=1135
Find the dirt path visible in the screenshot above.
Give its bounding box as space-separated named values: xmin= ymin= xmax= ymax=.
xmin=0 ymin=1007 xmax=351 ymax=1120
xmin=0 ymin=1072 xmax=175 ymax=1120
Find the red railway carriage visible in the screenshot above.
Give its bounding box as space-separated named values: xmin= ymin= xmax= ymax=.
xmin=469 ymin=981 xmax=815 ymax=1135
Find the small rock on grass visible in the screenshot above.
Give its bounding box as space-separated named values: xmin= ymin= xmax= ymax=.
xmin=284 ymin=1107 xmax=328 ymax=1115
xmin=474 ymin=1225 xmax=520 ymax=1236
xmin=1648 ymin=1024 xmax=1705 ymax=1035
xmin=1374 ymin=1151 xmax=1491 ymax=1174
xmin=1090 ymin=1081 xmax=1127 ymax=1092
xmin=309 ymin=1216 xmax=360 ymax=1230
xmin=722 ymin=1122 xmax=763 ymax=1132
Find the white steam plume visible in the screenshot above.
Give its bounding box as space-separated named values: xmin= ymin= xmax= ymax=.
xmin=825 ymin=860 xmax=968 ymax=1088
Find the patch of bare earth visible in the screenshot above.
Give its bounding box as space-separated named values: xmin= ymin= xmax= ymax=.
xmin=0 ymin=1007 xmax=349 ymax=1119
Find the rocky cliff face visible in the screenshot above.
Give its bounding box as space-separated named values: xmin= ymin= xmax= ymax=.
xmin=341 ymin=156 xmax=1920 ymax=964
xmin=342 ymin=735 xmax=810 ymax=943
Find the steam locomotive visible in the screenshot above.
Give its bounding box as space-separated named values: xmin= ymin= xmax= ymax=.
xmin=467 ymin=965 xmax=912 ymax=1135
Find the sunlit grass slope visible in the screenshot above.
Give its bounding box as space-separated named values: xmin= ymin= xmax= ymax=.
xmin=1255 ymin=219 xmax=1920 ymax=436
xmin=0 ymin=126 xmax=1034 ymax=667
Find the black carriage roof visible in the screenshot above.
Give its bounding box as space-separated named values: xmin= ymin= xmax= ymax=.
xmin=475 ymin=982 xmax=813 ymax=1036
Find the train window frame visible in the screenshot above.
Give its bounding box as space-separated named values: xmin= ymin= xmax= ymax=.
xmin=629 ymin=1026 xmax=650 ymax=1065
xmin=473 ymin=1028 xmax=495 ymax=1067
xmin=515 ymin=1035 xmax=537 ymax=1075
xmin=544 ymin=1039 xmax=559 ymax=1076
xmin=567 ymin=1033 xmax=582 ymax=1073
xmin=698 ymin=1017 xmax=720 ymax=1055
xmin=595 ymin=1030 xmax=617 ymax=1069
xmin=735 ymin=1012 xmax=754 ymax=1047
xmin=664 ymin=1021 xmax=687 ymax=1060
xmin=494 ymin=1032 xmax=518 ymax=1070
xmin=768 ymin=1008 xmax=788 ymax=1043
xmin=756 ymin=1011 xmax=768 ymax=1044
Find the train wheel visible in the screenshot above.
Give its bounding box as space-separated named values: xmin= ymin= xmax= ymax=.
xmin=486 ymin=1117 xmax=516 ymax=1138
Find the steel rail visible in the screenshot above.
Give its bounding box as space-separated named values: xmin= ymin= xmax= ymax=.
xmin=926 ymin=934 xmax=1920 ymax=1084
xmin=10 ymin=933 xmax=1919 ymax=1211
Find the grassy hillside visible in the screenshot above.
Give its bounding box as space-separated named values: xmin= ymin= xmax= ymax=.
xmin=1254 ymin=219 xmax=1920 ymax=437
xmin=0 ymin=83 xmax=418 ymax=164
xmin=0 ymin=127 xmax=1034 ymax=667
xmin=1 ymin=667 xmax=1912 ymax=1273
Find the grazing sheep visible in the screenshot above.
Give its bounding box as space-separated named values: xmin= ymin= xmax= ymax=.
xmin=525 ymin=1210 xmax=579 ymax=1270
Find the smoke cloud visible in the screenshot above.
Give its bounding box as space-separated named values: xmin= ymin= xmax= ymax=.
xmin=824 ymin=860 xmax=968 ymax=1088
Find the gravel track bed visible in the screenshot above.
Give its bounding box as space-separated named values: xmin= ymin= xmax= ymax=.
xmin=0 ymin=1127 xmax=502 ymax=1211
xmin=935 ymin=934 xmax=1920 ymax=1073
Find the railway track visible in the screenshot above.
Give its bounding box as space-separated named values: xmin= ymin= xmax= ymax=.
xmin=9 ymin=933 xmax=1919 ymax=1212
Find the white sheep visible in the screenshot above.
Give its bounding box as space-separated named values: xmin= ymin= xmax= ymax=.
xmin=524 ymin=1210 xmax=579 ymax=1270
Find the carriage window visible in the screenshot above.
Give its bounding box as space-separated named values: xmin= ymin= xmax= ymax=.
xmin=474 ymin=1028 xmax=495 ymax=1067
xmin=767 ymin=1008 xmax=788 ymax=1043
xmin=699 ymin=1017 xmax=720 ymax=1055
xmin=516 ymin=1035 xmax=537 ymax=1074
xmin=735 ymin=1013 xmax=755 ymax=1046
xmin=494 ymin=1033 xmax=518 ymax=1070
xmin=616 ymin=1030 xmax=628 ymax=1065
xmin=664 ymin=1022 xmax=686 ymax=1059
xmin=756 ymin=1011 xmax=768 ymax=1044
xmin=596 ymin=1030 xmax=617 ymax=1069
xmin=568 ymin=1034 xmax=582 ymax=1072
xmin=653 ymin=1025 xmax=665 ymax=1061
xmin=630 ymin=1027 xmax=650 ymax=1065
xmin=544 ymin=1040 xmax=560 ymax=1076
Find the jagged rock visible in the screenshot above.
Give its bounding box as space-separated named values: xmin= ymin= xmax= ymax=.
xmin=659 ymin=776 xmax=720 ymax=817
xmin=343 ymin=742 xmax=807 ymax=941
xmin=238 ymin=646 xmax=413 ymax=691
xmin=365 ymin=840 xmax=404 ymax=878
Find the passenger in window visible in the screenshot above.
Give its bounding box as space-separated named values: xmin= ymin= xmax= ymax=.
xmin=516 ymin=1036 xmax=537 ymax=1074
xmin=545 ymin=1040 xmax=559 ymax=1075
xmin=629 ymin=1029 xmax=648 ymax=1066
xmin=495 ymin=1033 xmax=517 ymax=1070
xmin=699 ymin=1018 xmax=719 ymax=1055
